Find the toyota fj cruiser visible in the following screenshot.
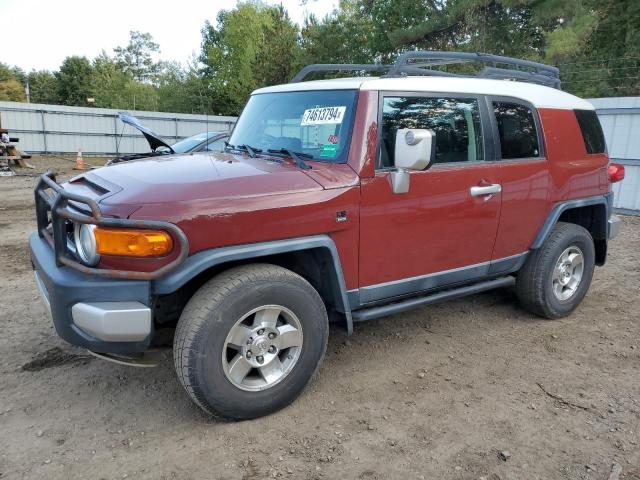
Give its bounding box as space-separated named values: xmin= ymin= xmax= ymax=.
xmin=30 ymin=52 xmax=624 ymax=419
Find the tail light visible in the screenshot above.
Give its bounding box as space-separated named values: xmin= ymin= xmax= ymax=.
xmin=608 ymin=163 xmax=625 ymax=183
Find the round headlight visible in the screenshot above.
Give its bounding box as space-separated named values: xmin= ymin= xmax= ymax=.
xmin=74 ymin=223 xmax=99 ymax=266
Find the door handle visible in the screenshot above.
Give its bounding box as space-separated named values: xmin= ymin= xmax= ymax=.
xmin=470 ymin=184 xmax=502 ymax=197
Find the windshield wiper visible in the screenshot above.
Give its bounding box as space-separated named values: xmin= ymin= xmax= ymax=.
xmin=224 ymin=142 xmax=262 ymax=158
xmin=267 ymin=148 xmax=312 ymax=170
xmin=243 ymin=144 xmax=260 ymax=158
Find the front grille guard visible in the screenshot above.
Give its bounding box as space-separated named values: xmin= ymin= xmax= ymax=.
xmin=34 ymin=171 xmax=189 ymax=280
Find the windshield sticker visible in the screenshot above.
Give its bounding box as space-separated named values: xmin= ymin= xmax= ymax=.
xmin=320 ymin=143 xmax=338 ymax=158
xmin=301 ymin=106 xmax=346 ymax=126
xmin=328 ymin=134 xmax=339 ymax=144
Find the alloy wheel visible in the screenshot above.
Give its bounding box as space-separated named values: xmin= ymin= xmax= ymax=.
xmin=551 ymin=246 xmax=584 ymax=301
xmin=222 ymin=305 xmax=303 ymax=391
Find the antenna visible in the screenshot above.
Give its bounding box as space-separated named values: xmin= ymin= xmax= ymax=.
xmin=195 ymin=82 xmax=209 ymax=140
xmin=205 ymin=97 xmax=209 ymax=139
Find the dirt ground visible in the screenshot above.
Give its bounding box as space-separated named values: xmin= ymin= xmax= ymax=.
xmin=1 ymin=156 xmax=639 ymax=480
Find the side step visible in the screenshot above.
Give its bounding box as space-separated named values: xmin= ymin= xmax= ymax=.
xmin=351 ymin=276 xmax=515 ymax=323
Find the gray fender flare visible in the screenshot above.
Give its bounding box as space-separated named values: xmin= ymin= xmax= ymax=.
xmin=153 ymin=235 xmax=354 ymax=334
xmin=531 ymin=194 xmax=611 ymax=249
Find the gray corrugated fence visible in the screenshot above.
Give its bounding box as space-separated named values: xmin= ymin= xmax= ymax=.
xmin=0 ymin=101 xmax=237 ymax=156
xmin=589 ymin=97 xmax=640 ymax=213
xmin=1 ymin=98 xmax=639 ymax=211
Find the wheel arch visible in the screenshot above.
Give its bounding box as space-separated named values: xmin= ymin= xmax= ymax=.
xmin=153 ymin=235 xmax=353 ymax=334
xmin=532 ymin=194 xmax=611 ymax=265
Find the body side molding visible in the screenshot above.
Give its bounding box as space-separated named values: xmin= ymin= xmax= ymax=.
xmin=531 ymin=194 xmax=611 ymax=249
xmin=357 ymin=260 xmax=491 ymax=305
xmin=152 ymin=235 xmax=354 ymax=334
xmin=348 ymin=252 xmax=528 ymax=309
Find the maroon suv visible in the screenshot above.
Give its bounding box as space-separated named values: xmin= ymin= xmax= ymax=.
xmin=31 ymin=52 xmax=624 ymax=419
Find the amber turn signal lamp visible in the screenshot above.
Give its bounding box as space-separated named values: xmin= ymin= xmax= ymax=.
xmin=94 ymin=227 xmax=173 ymax=257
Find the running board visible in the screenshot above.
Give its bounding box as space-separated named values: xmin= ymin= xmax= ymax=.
xmin=351 ymin=276 xmax=515 ymax=322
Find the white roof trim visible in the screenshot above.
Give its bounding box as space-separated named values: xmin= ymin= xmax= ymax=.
xmin=254 ymin=76 xmax=594 ymax=111
xmin=254 ymin=78 xmax=366 ymax=94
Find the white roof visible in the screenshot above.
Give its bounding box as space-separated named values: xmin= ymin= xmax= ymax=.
xmin=254 ymin=76 xmax=593 ymax=110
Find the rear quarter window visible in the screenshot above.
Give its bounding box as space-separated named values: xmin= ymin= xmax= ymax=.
xmin=574 ymin=109 xmax=606 ymax=154
xmin=493 ymin=102 xmax=541 ymax=159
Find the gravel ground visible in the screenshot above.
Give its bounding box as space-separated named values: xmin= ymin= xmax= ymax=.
xmin=1 ymin=156 xmax=639 ymax=480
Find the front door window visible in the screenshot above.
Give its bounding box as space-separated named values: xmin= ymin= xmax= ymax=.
xmin=379 ymin=96 xmax=485 ymax=168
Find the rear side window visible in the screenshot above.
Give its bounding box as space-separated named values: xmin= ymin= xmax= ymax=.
xmin=574 ymin=109 xmax=606 ymax=154
xmin=379 ymin=96 xmax=484 ymax=168
xmin=493 ymin=102 xmax=540 ymax=159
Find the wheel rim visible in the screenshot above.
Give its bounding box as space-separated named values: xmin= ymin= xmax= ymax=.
xmin=222 ymin=305 xmax=303 ymax=392
xmin=551 ymin=246 xmax=584 ymax=301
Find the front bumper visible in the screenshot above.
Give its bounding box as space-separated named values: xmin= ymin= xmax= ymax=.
xmin=30 ymin=233 xmax=153 ymax=354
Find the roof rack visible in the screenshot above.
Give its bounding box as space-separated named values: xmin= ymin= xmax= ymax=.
xmin=290 ymin=51 xmax=561 ymax=89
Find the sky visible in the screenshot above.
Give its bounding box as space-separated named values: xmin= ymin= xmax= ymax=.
xmin=1 ymin=0 xmax=338 ymax=72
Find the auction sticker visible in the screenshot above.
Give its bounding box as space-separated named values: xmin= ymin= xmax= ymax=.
xmin=301 ymin=106 xmax=346 ymax=126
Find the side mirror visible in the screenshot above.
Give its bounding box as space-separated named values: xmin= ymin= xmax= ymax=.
xmin=390 ymin=129 xmax=436 ymax=194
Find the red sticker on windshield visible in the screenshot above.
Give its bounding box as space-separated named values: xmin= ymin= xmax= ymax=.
xmin=328 ymin=135 xmax=339 ymax=144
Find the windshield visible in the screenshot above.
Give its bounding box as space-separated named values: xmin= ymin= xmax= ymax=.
xmin=171 ymin=132 xmax=220 ymax=153
xmin=229 ymin=90 xmax=358 ymax=163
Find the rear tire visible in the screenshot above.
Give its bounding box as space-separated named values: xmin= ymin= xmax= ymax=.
xmin=516 ymin=222 xmax=595 ymax=319
xmin=173 ymin=264 xmax=328 ymax=419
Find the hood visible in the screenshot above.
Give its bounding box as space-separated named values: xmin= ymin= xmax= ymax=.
xmin=118 ymin=111 xmax=173 ymax=152
xmin=93 ymin=150 xmax=326 ymax=206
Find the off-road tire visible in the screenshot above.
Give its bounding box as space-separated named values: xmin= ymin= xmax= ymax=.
xmin=173 ymin=264 xmax=328 ymax=419
xmin=516 ymin=222 xmax=595 ymax=319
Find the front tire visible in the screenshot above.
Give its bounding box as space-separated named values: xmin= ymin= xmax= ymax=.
xmin=516 ymin=222 xmax=595 ymax=319
xmin=173 ymin=264 xmax=328 ymax=419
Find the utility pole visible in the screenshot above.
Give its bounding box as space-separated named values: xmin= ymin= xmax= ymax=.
xmin=25 ymin=81 xmax=30 ymax=103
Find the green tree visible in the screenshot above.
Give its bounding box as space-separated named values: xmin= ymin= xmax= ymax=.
xmin=89 ymin=52 xmax=132 ymax=108
xmin=0 ymin=63 xmax=16 ymax=82
xmin=121 ymin=80 xmax=159 ymax=111
xmin=200 ymin=2 xmax=301 ymax=115
xmin=558 ymin=0 xmax=640 ymax=97
xmin=298 ymin=1 xmax=543 ymax=72
xmin=0 ymin=78 xmax=26 ymax=102
xmin=55 ymin=56 xmax=94 ymax=106
xmin=299 ymin=9 xmax=372 ymax=67
xmin=9 ymin=65 xmax=26 ymax=85
xmin=114 ymin=31 xmax=161 ymax=82
xmin=27 ymin=70 xmax=60 ymax=104
xmin=157 ymin=61 xmax=211 ymax=114
xmin=0 ymin=63 xmax=27 ymax=102
xmin=254 ymin=5 xmax=299 ymax=86
xmin=298 ymin=0 xmax=634 ymax=97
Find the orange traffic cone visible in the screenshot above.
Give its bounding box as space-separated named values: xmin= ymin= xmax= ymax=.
xmin=74 ymin=148 xmax=84 ymax=170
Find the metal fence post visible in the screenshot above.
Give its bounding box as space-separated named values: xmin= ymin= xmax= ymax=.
xmin=113 ymin=114 xmax=119 ymax=155
xmin=174 ymin=117 xmax=179 ymax=141
xmin=40 ymin=110 xmax=48 ymax=154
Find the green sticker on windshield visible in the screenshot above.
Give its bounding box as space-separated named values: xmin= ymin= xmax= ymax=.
xmin=320 ymin=143 xmax=338 ymax=158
